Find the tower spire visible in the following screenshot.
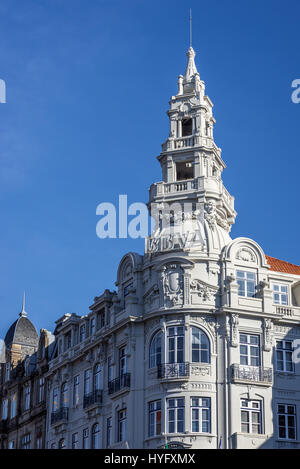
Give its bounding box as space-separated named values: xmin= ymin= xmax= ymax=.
xmin=20 ymin=291 xmax=27 ymax=317
xmin=189 ymin=8 xmax=192 ymax=48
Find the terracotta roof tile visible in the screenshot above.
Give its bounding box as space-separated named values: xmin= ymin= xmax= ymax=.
xmin=266 ymin=255 xmax=300 ymax=275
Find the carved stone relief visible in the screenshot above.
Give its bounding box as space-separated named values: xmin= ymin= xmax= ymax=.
xmin=160 ymin=264 xmax=184 ymax=308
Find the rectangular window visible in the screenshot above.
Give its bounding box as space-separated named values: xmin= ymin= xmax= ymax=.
xmin=240 ymin=399 xmax=262 ymax=434
xmin=97 ymin=309 xmax=105 ymax=329
xmin=167 ymin=398 xmax=185 ymax=434
xmin=64 ymin=332 xmax=71 ymax=351
xmin=107 ymin=417 xmax=112 ymax=448
xmin=119 ymin=347 xmax=127 ymax=377
xmin=24 ymin=385 xmax=31 ymax=411
xmin=118 ymin=409 xmax=127 ymax=442
xmin=36 ymin=436 xmax=42 ymax=449
xmin=149 ymin=400 xmax=162 ymax=437
xmin=11 ymin=393 xmax=17 ymax=418
xmin=276 ymin=341 xmax=294 ymax=372
xmin=83 ymin=428 xmax=89 ymax=449
xmin=52 ymin=387 xmax=59 ymax=412
xmin=2 ymin=399 xmax=8 ymax=420
xmin=73 ymin=375 xmax=80 ymax=405
xmin=273 ymin=284 xmax=288 ymax=305
xmin=38 ymin=378 xmax=45 ymax=403
xmin=191 ymin=398 xmax=211 ymax=433
xmin=72 ymin=432 xmax=79 ymax=449
xmin=167 ymin=326 xmax=184 ymax=364
xmin=237 ymin=270 xmax=256 ymax=297
xmin=108 ymin=356 xmax=113 ymax=383
xmin=90 ymin=317 xmax=96 ymax=335
xmin=21 ymin=433 xmax=31 ymax=449
xmin=239 ymin=333 xmax=260 ymax=366
xmin=80 ymin=324 xmax=86 ymax=342
xmin=278 ymin=404 xmax=296 ymax=440
xmin=84 ymin=370 xmax=91 ymax=396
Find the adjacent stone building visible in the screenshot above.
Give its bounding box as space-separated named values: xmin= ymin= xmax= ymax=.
xmin=0 ymin=299 xmax=54 ymax=449
xmin=2 ymin=45 xmax=300 ymax=449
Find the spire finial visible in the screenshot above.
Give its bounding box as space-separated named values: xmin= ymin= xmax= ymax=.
xmin=20 ymin=292 xmax=27 ymax=317
xmin=189 ymin=8 xmax=192 ymax=48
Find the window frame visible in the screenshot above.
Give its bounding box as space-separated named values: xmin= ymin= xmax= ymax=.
xmin=73 ymin=375 xmax=80 ymax=406
xmin=239 ymin=333 xmax=261 ymax=367
xmin=272 ymin=283 xmax=289 ymax=306
xmin=240 ymin=399 xmax=262 ymax=435
xmin=149 ymin=331 xmax=162 ymax=369
xmin=118 ymin=408 xmax=127 ymax=442
xmin=72 ymin=432 xmax=79 ymax=449
xmin=24 ymin=384 xmax=31 ymax=411
xmin=149 ymin=400 xmax=162 ymax=437
xmin=276 ymin=340 xmax=294 ymax=373
xmin=190 ymin=397 xmax=211 ymax=434
xmin=190 ymin=327 xmax=210 ymax=364
xmin=236 ymin=270 xmax=256 ymax=298
xmin=167 ymin=326 xmax=185 ymax=364
xmin=277 ymin=404 xmax=297 ymax=441
xmin=167 ymin=398 xmax=185 ymax=434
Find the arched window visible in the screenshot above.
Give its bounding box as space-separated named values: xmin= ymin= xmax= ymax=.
xmin=93 ymin=364 xmax=102 ymax=391
xmin=58 ymin=438 xmax=66 ymax=449
xmin=91 ymin=423 xmax=100 ymax=449
xmin=61 ymin=383 xmax=68 ymax=408
xmin=149 ymin=331 xmax=162 ymax=368
xmin=191 ymin=327 xmax=210 ymax=363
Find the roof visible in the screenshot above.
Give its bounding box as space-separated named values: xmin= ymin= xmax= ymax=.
xmin=266 ymin=255 xmax=300 ymax=275
xmin=4 ymin=315 xmax=39 ymax=348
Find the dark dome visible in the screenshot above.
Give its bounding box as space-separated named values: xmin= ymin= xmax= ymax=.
xmin=4 ymin=315 xmax=39 ymax=348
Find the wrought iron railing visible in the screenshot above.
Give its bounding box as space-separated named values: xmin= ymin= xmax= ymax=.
xmin=83 ymin=389 xmax=103 ymax=408
xmin=108 ymin=373 xmax=131 ymax=395
xmin=50 ymin=407 xmax=69 ymax=425
xmin=231 ymin=364 xmax=272 ymax=383
xmin=157 ymin=362 xmax=190 ymax=379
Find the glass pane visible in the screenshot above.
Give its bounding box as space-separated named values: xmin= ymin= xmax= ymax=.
xmin=279 ymin=427 xmax=286 ymax=438
xmin=241 ymin=423 xmax=249 ymax=433
xmin=246 ymin=272 xmax=255 ymax=280
xmin=250 ymin=336 xmax=259 ymax=345
xmin=274 ymin=293 xmax=280 ymax=304
xmin=288 ymin=428 xmax=295 ymax=439
xmin=240 ymin=335 xmax=247 ymax=344
xmin=237 ymin=280 xmax=245 ymax=296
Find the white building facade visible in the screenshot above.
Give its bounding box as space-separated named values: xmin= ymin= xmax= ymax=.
xmin=45 ymin=46 xmax=300 ymax=450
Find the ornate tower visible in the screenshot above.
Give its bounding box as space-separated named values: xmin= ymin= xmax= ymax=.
xmin=148 ymin=47 xmax=237 ymax=257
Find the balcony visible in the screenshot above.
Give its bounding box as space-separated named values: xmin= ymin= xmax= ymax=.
xmin=231 ymin=364 xmax=272 ymax=385
xmin=108 ymin=373 xmax=131 ymax=395
xmin=158 ymin=362 xmax=190 ymax=379
xmin=50 ymin=407 xmax=69 ymax=425
xmin=83 ymin=390 xmax=103 ymax=409
xmin=275 ymin=306 xmax=294 ymax=317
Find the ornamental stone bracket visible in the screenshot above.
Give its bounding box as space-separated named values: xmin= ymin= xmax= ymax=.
xmin=263 ymin=318 xmax=273 ymax=352
xmin=230 ymin=314 xmax=239 ymax=347
xmin=190 ymin=279 xmax=218 ymax=303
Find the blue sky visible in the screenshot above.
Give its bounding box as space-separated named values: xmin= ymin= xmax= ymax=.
xmin=0 ymin=0 xmax=299 ymax=336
